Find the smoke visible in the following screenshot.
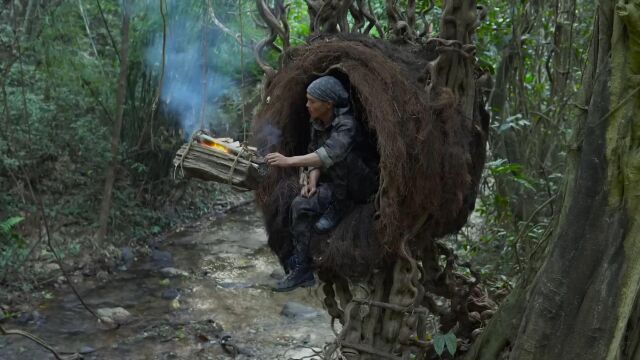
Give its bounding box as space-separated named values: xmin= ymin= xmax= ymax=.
xmin=257 ymin=123 xmax=282 ymax=155
xmin=142 ymin=1 xmax=240 ymax=139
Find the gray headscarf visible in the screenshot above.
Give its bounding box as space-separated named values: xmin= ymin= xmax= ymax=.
xmin=306 ymin=76 xmax=351 ymax=116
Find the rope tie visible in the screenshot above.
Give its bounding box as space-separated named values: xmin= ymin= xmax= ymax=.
xmin=173 ymin=130 xmax=204 ymax=180
xmin=226 ymin=145 xmax=246 ymax=185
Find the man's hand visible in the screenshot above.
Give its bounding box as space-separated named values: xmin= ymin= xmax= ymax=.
xmin=301 ymin=167 xmax=320 ymax=198
xmin=300 ymin=183 xmax=317 ymax=198
xmin=265 ymin=152 xmax=291 ymax=167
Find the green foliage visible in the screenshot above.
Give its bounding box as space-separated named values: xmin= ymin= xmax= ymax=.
xmin=487 ymin=159 xmax=535 ymax=192
xmin=287 ymin=0 xmax=310 ymax=44
xmin=0 ymin=216 xmax=27 ymax=277
xmin=0 ymin=0 xmax=259 ymax=249
xmin=433 ymin=331 xmax=457 ymax=356
xmin=0 ymin=217 xmax=24 ymax=235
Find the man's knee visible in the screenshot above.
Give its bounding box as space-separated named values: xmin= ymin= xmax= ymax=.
xmin=291 ymin=195 xmax=313 ymax=211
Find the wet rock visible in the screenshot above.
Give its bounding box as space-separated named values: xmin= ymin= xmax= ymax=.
xmin=159 ymin=267 xmax=189 ymax=278
xmin=43 ymin=263 xmax=60 ymax=273
xmin=170 ymin=299 xmax=180 ymax=309
xmin=96 ymin=270 xmax=109 ymax=283
xmin=16 ymin=311 xmax=44 ymax=326
xmin=218 ymin=282 xmax=251 ymax=289
xmin=79 ymin=346 xmax=96 ymax=354
xmin=161 ymin=288 xmax=180 ymax=300
xmin=207 ymin=319 xmax=225 ymax=335
xmin=270 ymin=269 xmax=285 ymax=280
xmin=97 ymin=307 xmax=132 ymax=325
xmin=158 ymin=352 xmax=178 ymax=360
xmin=120 ymin=247 xmax=135 ymax=268
xmin=81 ymin=264 xmax=96 ymax=277
xmin=281 ymin=302 xmax=320 ymax=320
xmin=151 ymin=250 xmax=173 ymax=268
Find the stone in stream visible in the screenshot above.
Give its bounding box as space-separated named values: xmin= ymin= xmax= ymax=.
xmin=119 ymin=246 xmax=135 ymax=268
xmin=218 ymin=282 xmax=251 ymax=289
xmin=96 ymin=270 xmax=109 ymax=283
xmin=281 ymin=302 xmax=320 ymax=320
xmin=270 ymin=269 xmax=285 ymax=280
xmin=159 ymin=267 xmax=189 ymax=278
xmin=96 ymin=307 xmax=132 ymax=325
xmin=161 ymin=288 xmax=180 ymax=300
xmin=78 ymin=346 xmax=96 ymax=354
xmin=16 ymin=310 xmax=44 ymax=325
xmin=43 ymin=263 xmax=60 ymax=273
xmin=151 ymin=249 xmax=174 ymax=268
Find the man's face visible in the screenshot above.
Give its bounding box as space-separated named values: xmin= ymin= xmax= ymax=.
xmin=306 ymin=94 xmax=333 ymax=121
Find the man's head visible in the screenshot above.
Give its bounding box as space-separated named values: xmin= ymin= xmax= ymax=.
xmin=306 ymin=76 xmax=349 ymax=123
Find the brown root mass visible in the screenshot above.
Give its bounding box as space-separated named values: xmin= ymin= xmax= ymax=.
xmin=251 ymin=34 xmax=488 ymax=278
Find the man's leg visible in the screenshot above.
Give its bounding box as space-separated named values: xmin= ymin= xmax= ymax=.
xmin=314 ymin=151 xmax=375 ymax=233
xmin=273 ymin=185 xmax=331 ymax=292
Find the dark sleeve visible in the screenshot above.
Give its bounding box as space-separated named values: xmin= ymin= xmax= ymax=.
xmin=308 ymin=127 xmax=317 ymax=153
xmin=314 ymin=116 xmax=356 ymax=169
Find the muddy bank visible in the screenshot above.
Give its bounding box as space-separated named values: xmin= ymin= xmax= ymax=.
xmin=0 ymin=205 xmax=333 ymax=360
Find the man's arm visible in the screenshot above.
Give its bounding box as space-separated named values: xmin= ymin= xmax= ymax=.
xmin=308 ymin=167 xmax=320 ymax=187
xmin=266 ymin=116 xmax=357 ymax=169
xmin=265 ymin=152 xmax=324 ymax=168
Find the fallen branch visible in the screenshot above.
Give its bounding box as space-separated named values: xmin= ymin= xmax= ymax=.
xmin=0 ymin=325 xmax=79 ymax=360
xmin=24 ymin=176 xmax=113 ymax=328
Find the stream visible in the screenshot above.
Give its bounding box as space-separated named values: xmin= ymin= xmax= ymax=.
xmin=0 ymin=205 xmax=333 ymax=360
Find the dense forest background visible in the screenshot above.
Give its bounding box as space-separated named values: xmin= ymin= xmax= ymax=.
xmin=0 ymin=0 xmax=603 ymax=355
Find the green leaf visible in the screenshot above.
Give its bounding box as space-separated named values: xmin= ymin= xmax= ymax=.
xmin=1 ymin=216 xmax=24 ymax=234
xmin=433 ymin=333 xmax=446 ymax=355
xmin=444 ymin=331 xmax=457 ymax=355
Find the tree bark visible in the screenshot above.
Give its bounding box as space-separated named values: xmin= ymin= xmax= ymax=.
xmin=550 ymin=0 xmax=576 ymax=99
xmin=97 ymin=1 xmax=130 ymax=244
xmin=467 ymin=0 xmax=640 ymax=358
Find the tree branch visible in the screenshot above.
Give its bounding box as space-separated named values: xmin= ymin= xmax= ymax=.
xmin=0 ymin=325 xmax=77 ymax=360
xmin=95 ymin=0 xmax=121 ymax=63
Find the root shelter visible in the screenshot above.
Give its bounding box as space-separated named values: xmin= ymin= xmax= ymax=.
xmin=251 ymin=34 xmax=489 ymax=278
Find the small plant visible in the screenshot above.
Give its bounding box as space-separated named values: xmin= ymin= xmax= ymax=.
xmin=0 ymin=216 xmax=27 ymax=279
xmin=433 ymin=331 xmax=457 ymax=357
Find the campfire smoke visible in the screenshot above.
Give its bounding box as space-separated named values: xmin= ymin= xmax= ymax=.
xmin=142 ymin=1 xmax=245 ymax=139
xmin=257 ymin=123 xmax=282 ymax=156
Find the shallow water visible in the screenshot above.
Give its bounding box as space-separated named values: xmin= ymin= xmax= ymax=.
xmin=0 ymin=206 xmax=332 ymax=360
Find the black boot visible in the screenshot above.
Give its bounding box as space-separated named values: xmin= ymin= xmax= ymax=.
xmin=314 ymin=202 xmax=345 ymax=234
xmin=272 ymin=254 xmax=315 ymax=292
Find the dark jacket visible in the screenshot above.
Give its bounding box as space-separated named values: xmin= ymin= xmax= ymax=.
xmin=308 ymin=113 xmax=363 ymax=169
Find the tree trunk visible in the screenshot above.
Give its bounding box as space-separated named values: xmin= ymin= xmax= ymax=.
xmin=467 ymin=1 xmax=640 ymax=358
xmin=97 ymin=2 xmax=130 ymax=244
xmin=550 ymin=0 xmax=576 ymax=99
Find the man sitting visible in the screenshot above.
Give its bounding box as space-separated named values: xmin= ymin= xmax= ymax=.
xmin=265 ymin=76 xmax=377 ymax=292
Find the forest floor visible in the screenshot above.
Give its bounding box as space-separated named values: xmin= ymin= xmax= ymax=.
xmin=0 ymin=204 xmax=333 ymax=360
